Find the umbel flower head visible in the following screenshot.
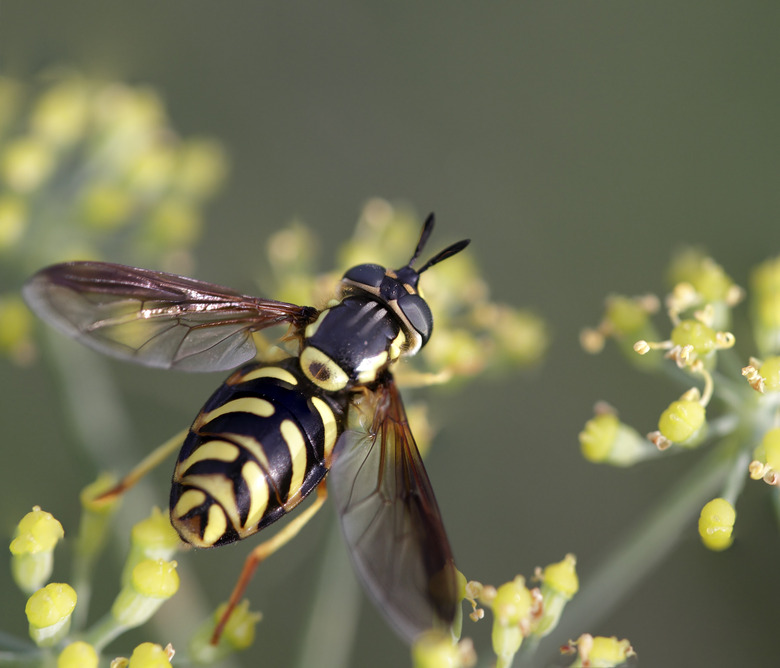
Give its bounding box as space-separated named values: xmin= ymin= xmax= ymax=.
xmin=0 ymin=69 xmax=228 ymax=365
xmin=581 ymin=248 xmax=780 ymax=551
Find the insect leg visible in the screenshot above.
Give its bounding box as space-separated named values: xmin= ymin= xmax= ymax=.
xmin=93 ymin=429 xmax=189 ymax=504
xmin=210 ymin=480 xmax=329 ymax=645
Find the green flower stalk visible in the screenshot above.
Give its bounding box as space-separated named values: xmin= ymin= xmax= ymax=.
xmin=82 ymin=558 xmax=179 ymax=652
xmin=10 ymin=506 xmax=64 ymax=594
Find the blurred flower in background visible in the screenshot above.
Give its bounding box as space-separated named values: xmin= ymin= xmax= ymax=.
xmin=0 ymin=68 xmax=228 ymax=364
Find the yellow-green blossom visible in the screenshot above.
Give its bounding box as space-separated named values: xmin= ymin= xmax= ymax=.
xmin=189 ymin=599 xmax=262 ymax=664
xmin=111 ymin=559 xmax=179 ymax=628
xmin=58 ymin=641 xmax=99 ymax=668
xmin=564 ymin=634 xmax=635 ymax=667
xmin=412 ymin=631 xmax=476 ymax=668
xmin=534 ymin=554 xmax=578 ymax=637
xmin=698 ymin=498 xmax=736 ymax=551
xmin=25 ymin=582 xmax=77 ymax=647
xmin=580 ymin=408 xmax=657 ymax=466
xmin=121 ymin=507 xmax=181 ymax=586
xmin=10 ymin=506 xmax=64 ymax=593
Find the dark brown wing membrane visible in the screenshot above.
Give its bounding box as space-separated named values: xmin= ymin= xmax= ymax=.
xmin=329 ymin=380 xmax=459 ymax=643
xmin=23 ymin=261 xmax=317 ymax=371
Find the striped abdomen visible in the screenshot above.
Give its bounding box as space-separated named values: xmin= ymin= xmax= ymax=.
xmin=170 ymin=357 xmax=348 ymax=548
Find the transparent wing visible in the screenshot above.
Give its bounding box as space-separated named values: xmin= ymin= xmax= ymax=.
xmin=23 ymin=261 xmax=317 ymax=371
xmin=329 ymin=380 xmax=459 ymax=643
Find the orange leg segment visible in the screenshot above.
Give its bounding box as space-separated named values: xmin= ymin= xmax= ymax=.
xmin=210 ymin=480 xmax=329 ymax=645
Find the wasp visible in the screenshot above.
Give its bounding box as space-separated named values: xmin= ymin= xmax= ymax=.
xmin=23 ymin=214 xmax=468 ymax=645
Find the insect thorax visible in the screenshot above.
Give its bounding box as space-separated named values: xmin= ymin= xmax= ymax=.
xmin=299 ymin=294 xmax=408 ymax=392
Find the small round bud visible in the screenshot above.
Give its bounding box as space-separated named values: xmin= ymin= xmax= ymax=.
xmin=127 ymin=642 xmax=175 ymax=668
xmin=122 ymin=507 xmax=181 ymax=586
xmin=58 ymin=641 xmax=99 ymax=668
xmin=189 ymin=599 xmax=262 ymax=663
xmin=412 ymin=631 xmax=475 ymax=668
xmin=111 ymin=559 xmax=179 ymax=628
xmin=535 ymin=554 xmax=578 ymax=637
xmin=25 ymin=582 xmax=77 ymax=647
xmin=698 ymin=498 xmax=736 ymax=551
xmin=579 ymin=412 xmax=654 ymax=466
xmin=658 ymin=399 xmax=705 ymax=446
xmin=565 ymin=634 xmax=635 ymax=667
xmin=10 ymin=506 xmax=64 ymax=593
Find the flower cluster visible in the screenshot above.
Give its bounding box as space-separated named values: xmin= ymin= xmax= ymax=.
xmin=581 ymin=248 xmax=780 ymax=552
xmin=0 ymin=69 xmax=228 ymax=364
xmin=412 ymin=554 xmax=582 ymax=668
xmin=5 ymin=71 xmax=561 ymax=667
xmin=263 ymin=198 xmax=548 ymax=387
xmin=5 ymin=497 xmax=262 ymax=667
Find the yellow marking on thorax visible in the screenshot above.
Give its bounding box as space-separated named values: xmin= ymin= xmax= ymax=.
xmin=355 ymin=350 xmax=388 ymax=384
xmin=389 ymin=329 xmax=406 ymax=360
xmin=200 ymin=396 xmax=275 ymax=427
xmin=240 ymin=460 xmax=270 ymax=532
xmin=280 ymin=419 xmax=308 ymax=500
xmin=304 ymin=309 xmax=329 ymax=339
xmin=299 ymin=346 xmax=349 ymax=391
xmin=240 ymin=365 xmax=298 ymax=385
xmin=311 ymin=396 xmax=339 ymax=460
xmin=176 ymin=440 xmax=240 ymax=475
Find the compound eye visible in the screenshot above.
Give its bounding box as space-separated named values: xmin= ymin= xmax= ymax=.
xmin=398 ymin=293 xmax=433 ymax=345
xmin=342 ymin=263 xmax=385 ymax=289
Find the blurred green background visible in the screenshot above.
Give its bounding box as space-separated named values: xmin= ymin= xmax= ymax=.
xmin=2 ymin=3 xmax=779 ymax=666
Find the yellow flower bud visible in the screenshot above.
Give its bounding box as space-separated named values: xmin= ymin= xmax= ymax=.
xmin=174 ymin=138 xmax=228 ymax=199
xmin=25 ymin=582 xmax=77 ymax=647
xmin=567 ymin=634 xmax=635 ymax=667
xmin=189 ymin=599 xmax=262 ymax=663
xmin=122 ymin=507 xmax=181 ymax=586
xmin=698 ymin=498 xmax=736 ymax=551
xmin=0 ymin=193 xmax=27 ymax=250
xmin=111 ymin=559 xmax=179 ymax=627
xmin=412 ymin=631 xmax=463 ymax=668
xmin=579 ymin=412 xmax=654 ymax=466
xmin=127 ymin=642 xmax=174 ymax=668
xmin=759 ymin=357 xmax=780 ymax=392
xmin=1 ymin=135 xmax=56 ymax=192
xmin=58 ymin=641 xmax=99 ymax=668
xmin=658 ymin=399 xmax=705 ymax=446
xmin=31 ymin=78 xmax=90 ymax=146
xmin=535 ymin=554 xmax=578 ymax=637
xmin=10 ymin=506 xmax=64 ymax=593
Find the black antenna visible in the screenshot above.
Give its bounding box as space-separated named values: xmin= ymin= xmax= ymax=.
xmin=408 ymin=212 xmax=470 ymax=274
xmin=417 ymin=238 xmax=470 ymax=274
xmin=408 ymin=213 xmax=437 ymax=268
